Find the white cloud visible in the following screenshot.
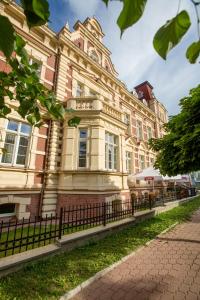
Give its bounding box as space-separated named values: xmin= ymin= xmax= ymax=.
xmin=64 ymin=0 xmax=199 ymax=115
xmin=67 ymin=0 xmax=99 ymax=19
xmin=96 ymin=0 xmax=199 ymax=115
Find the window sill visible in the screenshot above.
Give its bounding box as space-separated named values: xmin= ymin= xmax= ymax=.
xmin=0 ymin=213 xmax=16 ymax=217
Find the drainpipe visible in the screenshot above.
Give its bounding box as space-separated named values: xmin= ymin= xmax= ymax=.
xmin=38 ymin=119 xmax=52 ymax=218
xmin=120 ymin=134 xmax=124 ymax=190
xmin=38 ymin=46 xmax=61 ymax=218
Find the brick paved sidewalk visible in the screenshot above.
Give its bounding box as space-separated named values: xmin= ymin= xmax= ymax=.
xmin=72 ymin=210 xmax=200 ymax=300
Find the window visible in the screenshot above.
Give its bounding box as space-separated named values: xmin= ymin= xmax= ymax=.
xmin=150 ymin=157 xmax=154 ymax=165
xmin=76 ymin=82 xmax=84 ymax=97
xmin=1 ymin=120 xmax=31 ymax=166
xmin=0 ymin=203 xmax=16 ymax=217
xmin=105 ymin=132 xmax=118 ymax=170
xmin=124 ymin=113 xmax=130 ymax=125
xmin=136 ymin=120 xmax=143 ymax=140
xmin=126 ymin=151 xmax=132 ymax=174
xmin=147 ymin=126 xmax=152 ymax=139
xmin=78 ymin=129 xmax=88 ymax=168
xmin=29 ymin=57 xmax=42 ymax=78
xmin=90 ymin=50 xmax=99 ymax=63
xmin=139 ymin=155 xmax=145 ymax=170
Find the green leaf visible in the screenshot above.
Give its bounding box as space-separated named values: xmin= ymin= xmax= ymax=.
xmin=153 ymin=10 xmax=191 ymax=60
xmin=21 ymin=0 xmax=50 ymax=27
xmin=0 ymin=105 xmax=11 ymax=116
xmin=102 ymin=0 xmax=109 ymax=6
xmin=15 ymin=35 xmax=26 ymax=50
xmin=117 ymin=0 xmax=147 ymax=35
xmin=68 ymin=117 xmax=81 ymax=127
xmin=0 ymin=15 xmax=15 ymax=58
xmin=27 ymin=114 xmax=37 ymax=125
xmin=186 ymin=41 xmax=200 ymax=64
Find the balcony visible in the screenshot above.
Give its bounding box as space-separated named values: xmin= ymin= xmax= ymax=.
xmin=67 ymin=96 xmax=123 ymax=121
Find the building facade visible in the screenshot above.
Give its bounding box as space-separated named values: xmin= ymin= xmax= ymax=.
xmin=0 ymin=2 xmax=167 ymax=220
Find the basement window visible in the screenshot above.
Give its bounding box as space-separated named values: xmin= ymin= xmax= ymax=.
xmin=0 ymin=203 xmax=16 ymax=217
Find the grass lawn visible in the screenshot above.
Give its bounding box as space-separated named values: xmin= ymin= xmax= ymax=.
xmin=0 ymin=222 xmax=99 ymax=258
xmin=0 ymin=196 xmax=200 ymax=300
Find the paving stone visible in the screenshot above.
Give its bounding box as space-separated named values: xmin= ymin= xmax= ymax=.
xmin=71 ymin=209 xmax=200 ymax=300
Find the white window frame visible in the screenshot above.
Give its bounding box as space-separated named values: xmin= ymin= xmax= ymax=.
xmin=150 ymin=157 xmax=154 ymax=165
xmin=105 ymin=132 xmax=118 ymax=171
xmin=76 ymin=82 xmax=84 ymax=97
xmin=124 ymin=113 xmax=130 ymax=125
xmin=139 ymin=155 xmax=145 ymax=170
xmin=29 ymin=57 xmax=42 ymax=78
xmin=126 ymin=151 xmax=132 ymax=174
xmin=1 ymin=120 xmax=31 ymax=167
xmin=78 ymin=128 xmax=88 ymax=169
xmin=90 ymin=50 xmax=99 ymax=63
xmin=147 ymin=126 xmax=152 ymax=139
xmin=136 ymin=120 xmax=143 ymax=140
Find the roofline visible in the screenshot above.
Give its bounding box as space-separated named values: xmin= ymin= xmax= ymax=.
xmin=134 ymin=81 xmax=153 ymax=90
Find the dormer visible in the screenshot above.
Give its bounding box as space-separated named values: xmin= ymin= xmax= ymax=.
xmin=134 ymin=81 xmax=154 ymax=101
xmin=83 ymin=17 xmax=104 ymax=42
xmin=71 ymin=17 xmax=118 ymax=77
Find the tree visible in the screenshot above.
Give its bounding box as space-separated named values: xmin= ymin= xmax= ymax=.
xmin=149 ymin=85 xmax=200 ymax=176
xmin=0 ymin=0 xmax=80 ymax=126
xmin=0 ymin=0 xmax=199 ymax=124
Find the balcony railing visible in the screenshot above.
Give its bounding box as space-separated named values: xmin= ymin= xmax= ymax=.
xmin=67 ymin=96 xmax=123 ymax=121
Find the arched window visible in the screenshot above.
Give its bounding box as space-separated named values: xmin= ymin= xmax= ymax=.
xmin=90 ymin=50 xmax=99 ymax=63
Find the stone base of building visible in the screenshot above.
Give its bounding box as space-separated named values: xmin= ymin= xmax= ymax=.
xmin=0 ymin=193 xmax=41 ymax=221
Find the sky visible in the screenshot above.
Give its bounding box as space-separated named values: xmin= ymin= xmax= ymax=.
xmin=48 ymin=0 xmax=199 ymax=115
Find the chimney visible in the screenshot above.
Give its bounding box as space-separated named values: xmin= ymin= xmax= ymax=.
xmin=134 ymin=81 xmax=154 ymax=101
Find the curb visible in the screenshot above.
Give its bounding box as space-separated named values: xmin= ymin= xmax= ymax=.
xmin=60 ymin=222 xmax=179 ymax=300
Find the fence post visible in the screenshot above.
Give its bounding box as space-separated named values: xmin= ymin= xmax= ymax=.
xmin=131 ymin=198 xmax=135 ymax=215
xmin=103 ymin=202 xmax=106 ymax=226
xmin=149 ymin=197 xmax=152 ymax=210
xmin=58 ymin=207 xmax=63 ymax=240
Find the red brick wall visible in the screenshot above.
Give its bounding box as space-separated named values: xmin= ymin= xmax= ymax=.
xmin=34 ymin=173 xmax=43 ymax=184
xmin=37 ymin=137 xmax=47 ymax=152
xmin=57 ymin=192 xmax=131 ymax=212
xmin=35 ymin=154 xmax=45 ymax=170
xmin=0 ymin=59 xmax=12 ymax=73
xmin=45 ymin=68 xmax=54 ymax=82
xmin=26 ymin=194 xmax=40 ymax=219
xmin=39 ymin=126 xmax=48 ymax=135
xmin=73 ymin=37 xmax=84 ymax=51
xmin=47 ymin=55 xmax=56 ymax=68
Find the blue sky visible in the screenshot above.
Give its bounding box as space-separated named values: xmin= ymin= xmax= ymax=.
xmin=48 ymin=0 xmax=199 ymax=115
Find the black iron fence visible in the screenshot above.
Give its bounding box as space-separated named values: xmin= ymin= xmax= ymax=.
xmin=0 ymin=193 xmax=179 ymax=258
xmin=0 ymin=215 xmax=60 ymax=257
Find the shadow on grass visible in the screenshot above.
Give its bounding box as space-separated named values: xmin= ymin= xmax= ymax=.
xmin=0 ymin=197 xmax=199 ymax=300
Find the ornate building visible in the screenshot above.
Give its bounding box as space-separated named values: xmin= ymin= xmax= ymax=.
xmin=0 ymin=2 xmax=167 ymax=220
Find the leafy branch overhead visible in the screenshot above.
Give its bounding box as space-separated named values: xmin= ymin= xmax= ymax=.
xmin=0 ymin=0 xmax=199 ymax=126
xmin=0 ymin=34 xmax=69 ymax=126
xmin=0 ymin=0 xmax=80 ymax=127
xmin=104 ymin=0 xmax=200 ymax=63
xmin=0 ymin=0 xmax=200 ymax=65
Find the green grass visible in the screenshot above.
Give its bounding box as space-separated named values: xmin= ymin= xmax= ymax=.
xmin=0 ymin=196 xmax=200 ymax=300
xmin=0 ymin=223 xmax=95 ymax=258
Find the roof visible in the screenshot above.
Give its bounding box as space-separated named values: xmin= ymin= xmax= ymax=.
xmin=134 ymin=81 xmax=153 ymax=90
